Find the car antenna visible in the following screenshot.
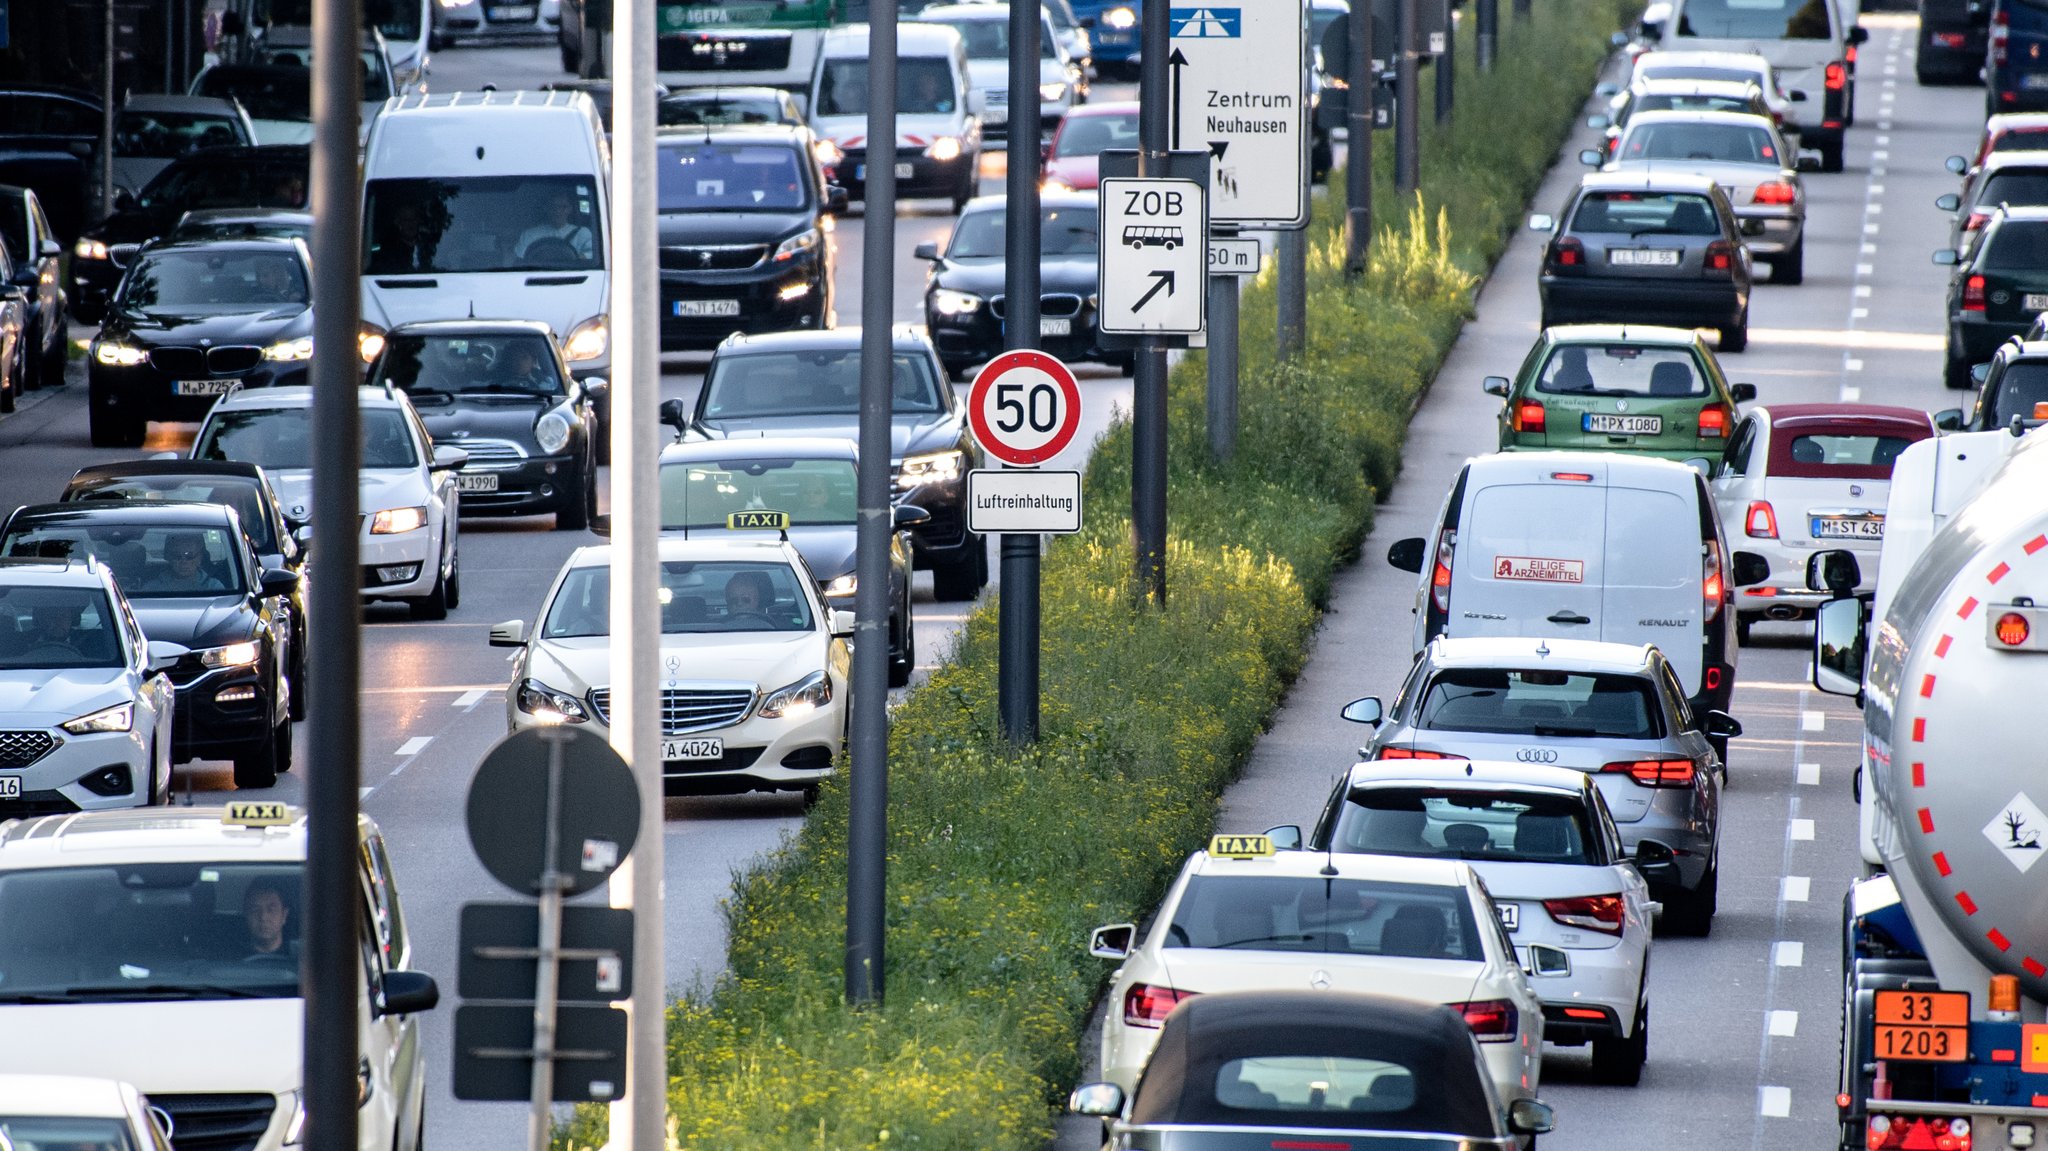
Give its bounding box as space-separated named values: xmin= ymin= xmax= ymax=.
xmin=180 ymin=770 xmax=195 ymax=807
xmin=468 ymin=299 xmax=476 ymax=319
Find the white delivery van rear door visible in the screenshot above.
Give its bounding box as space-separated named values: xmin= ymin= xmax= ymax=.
xmin=1600 ymin=482 xmax=1705 ymax=692
xmin=1451 ymin=478 xmax=1607 ymax=642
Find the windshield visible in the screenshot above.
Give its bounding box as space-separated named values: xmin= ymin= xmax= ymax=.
xmin=1990 ymin=127 xmax=2048 ymax=155
xmin=1639 ymin=64 xmax=1763 ymax=86
xmin=0 ymin=863 xmax=305 ymax=1003
xmin=701 ymin=349 xmax=945 ymax=417
xmin=138 ymin=158 xmax=308 ymax=214
xmin=1620 ymin=120 xmax=1780 ymax=164
xmin=375 ymin=333 xmax=567 ymax=398
xmin=1053 ymin=111 xmax=1138 ymax=157
xmin=816 ymin=58 xmax=958 ymax=116
xmin=195 ymin=407 xmax=420 ymax=469
xmin=658 ymin=95 xmax=790 ymax=126
xmin=67 ymin=476 xmax=279 ymax=552
xmin=1 ymin=523 xmax=249 ymax=600
xmin=116 ymin=110 xmax=247 ymax=158
xmin=170 ymin=218 xmax=312 ymax=243
xmin=929 ymin=18 xmax=1058 ymax=58
xmin=542 ymin=560 xmax=815 ymax=636
xmin=657 ymin=142 xmax=810 ymax=212
xmin=1989 ymin=362 xmax=2048 ymax=426
xmin=1569 ymin=191 xmax=1721 ymax=236
xmin=363 ymin=176 xmax=604 ymax=274
xmin=119 ymin=249 xmax=307 ymax=313
xmin=1977 ymin=171 xmax=2048 ymax=212
xmin=1416 ymin=667 xmax=1663 ymax=738
xmin=1677 ymin=0 xmax=1831 ymax=38
xmin=190 ymin=67 xmax=313 ymax=123
xmin=1165 ymin=876 xmax=1485 ymax=960
xmin=661 ymin=458 xmax=857 ymax=529
xmin=0 ymin=585 xmax=125 ymax=669
xmin=1535 ymin=343 xmax=1707 ymax=399
xmin=1331 ymin=788 xmax=1600 ymax=864
xmin=0 ymin=1116 xmax=139 ymax=1151
xmin=1635 ymin=92 xmax=1757 ymax=115
xmin=947 ymin=204 xmax=1099 ymax=257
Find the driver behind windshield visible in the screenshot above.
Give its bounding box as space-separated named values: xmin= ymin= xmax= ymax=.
xmin=240 ymin=877 xmax=296 ymax=961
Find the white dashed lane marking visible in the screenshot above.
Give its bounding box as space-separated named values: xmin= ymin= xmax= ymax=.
xmin=1801 ymin=710 xmax=1826 ymax=732
xmin=397 ymin=736 xmax=433 ymax=756
xmin=1760 ymin=1086 xmax=1793 ymax=1118
xmin=1783 ymin=876 xmax=1811 ymax=902
xmin=1791 ymin=818 xmax=1816 ymax=841
xmin=1775 ymin=941 xmax=1806 ymax=967
xmin=1798 ymin=761 xmax=1820 ymax=786
xmin=452 ymin=689 xmax=488 ymax=708
xmin=1768 ymin=1010 xmax=1799 ymax=1037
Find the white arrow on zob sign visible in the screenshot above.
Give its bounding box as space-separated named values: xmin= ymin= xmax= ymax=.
xmin=1098 ymin=177 xmax=1207 ymax=335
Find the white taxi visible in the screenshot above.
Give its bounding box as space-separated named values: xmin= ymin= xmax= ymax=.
xmin=0 ymin=1073 xmax=174 ymax=1151
xmin=1087 ymin=836 xmax=1545 ymax=1117
xmin=491 ymin=534 xmax=852 ymax=805
xmin=0 ymin=803 xmax=437 ymax=1151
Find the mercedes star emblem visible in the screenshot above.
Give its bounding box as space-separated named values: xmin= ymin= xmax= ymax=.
xmin=1309 ymin=970 xmax=1331 ymax=990
xmin=665 ymin=656 xmax=682 ymax=675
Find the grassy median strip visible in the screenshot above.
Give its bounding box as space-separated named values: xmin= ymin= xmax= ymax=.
xmin=559 ymin=5 xmax=1628 ymax=1147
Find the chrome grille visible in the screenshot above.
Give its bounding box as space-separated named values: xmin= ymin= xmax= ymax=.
xmin=588 ymin=686 xmax=756 ymax=734
xmin=455 ymin=438 xmax=528 ymax=469
xmin=990 ymin=293 xmax=1086 ymax=320
xmin=0 ymin=731 xmax=56 ymax=769
xmin=150 ymin=347 xmax=207 ymax=376
xmin=207 ymin=346 xmax=262 ymax=374
xmin=660 ymin=244 xmax=768 ymax=272
xmin=149 ymin=1093 xmax=277 ymax=1151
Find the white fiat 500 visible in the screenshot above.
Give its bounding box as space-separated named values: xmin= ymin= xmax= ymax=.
xmin=1086 ymin=836 xmax=1546 ymax=1117
xmin=492 ymin=536 xmax=851 ymax=805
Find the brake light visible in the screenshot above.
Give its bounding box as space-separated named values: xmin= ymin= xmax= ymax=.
xmin=1705 ymin=239 xmax=1735 ymax=275
xmin=1513 ymin=399 xmax=1547 ymax=433
xmin=1543 ymin=894 xmax=1626 ymax=935
xmin=1452 ymin=999 xmax=1519 ymax=1041
xmin=1431 ymin=529 xmax=1455 ymax=614
xmin=1994 ymin=8 xmax=2010 ymax=66
xmin=1705 ymin=664 xmax=1723 ymax=692
xmin=1847 ymin=42 xmax=1858 ymax=65
xmin=1745 ymin=500 xmax=1779 ymax=538
xmin=1965 ymin=274 xmax=1987 ymax=312
xmin=1376 ymin=747 xmax=1468 ymax=760
xmin=1602 ymin=757 xmax=1697 ymax=787
xmin=1865 ymin=1115 xmax=1973 ymax=1151
xmin=1996 ymin=612 xmax=2031 ymax=646
xmin=1552 ymin=236 xmax=1585 ymax=269
xmin=1698 ymin=405 xmax=1732 ymax=438
xmin=1751 ymin=181 xmax=1798 ymax=205
xmin=1826 ymin=61 xmax=1846 ymax=90
xmin=1704 ymin=539 xmax=1725 ymax=620
xmin=1550 ymin=471 xmax=1594 ymax=481
xmin=1123 ymin=983 xmax=1195 ymax=1028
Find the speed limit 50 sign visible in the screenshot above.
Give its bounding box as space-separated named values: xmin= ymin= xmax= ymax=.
xmin=967 ymin=350 xmax=1083 ymax=467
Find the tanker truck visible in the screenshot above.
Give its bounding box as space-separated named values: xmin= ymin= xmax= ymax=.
xmin=1809 ymin=427 xmax=2048 ymax=1151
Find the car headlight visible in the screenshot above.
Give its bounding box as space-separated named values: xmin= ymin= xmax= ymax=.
xmin=75 ymin=238 xmax=110 ymax=261
xmin=94 ymin=342 xmax=148 ymax=366
xmin=927 ymin=135 xmax=963 ymax=162
xmin=263 ymin=336 xmax=314 ymax=362
xmin=813 ymin=137 xmax=845 ymax=166
xmin=535 ymin=408 xmax=573 ymax=454
xmin=198 ymin=642 xmax=262 ymax=669
xmin=564 ymin=314 xmax=609 ymax=362
xmin=1103 ymin=6 xmax=1136 ymax=28
xmin=898 ymin=449 xmax=965 ymax=486
xmin=773 ymin=228 xmax=822 ymax=262
xmin=358 ymin=322 xmax=387 ymax=364
xmin=60 ymin=703 xmax=134 ymax=735
xmin=930 ymin=289 xmax=981 ymax=316
xmin=1040 ymin=82 xmax=1068 ymax=102
xmin=284 ymin=1093 xmax=305 ymax=1146
xmin=370 ymin=506 xmax=427 ymax=534
xmin=823 ymin=573 xmax=857 ymax=597
xmin=515 ymin=678 xmax=590 ymax=723
xmin=758 ymin=670 xmax=831 ymax=718
xmin=1043 ymin=176 xmax=1073 ymax=193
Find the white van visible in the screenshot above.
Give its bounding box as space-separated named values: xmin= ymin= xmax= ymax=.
xmin=358 ymin=90 xmax=611 ymax=387
xmin=1388 ymin=451 xmax=1762 ymax=726
xmin=808 ymin=23 xmax=983 ymax=212
xmin=1655 ymin=0 xmax=1866 ymax=171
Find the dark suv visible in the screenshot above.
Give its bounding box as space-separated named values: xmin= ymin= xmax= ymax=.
xmin=1919 ymin=0 xmax=1991 ymax=83
xmin=1935 ymin=205 xmax=2048 ymax=387
xmin=1941 ymin=336 xmax=2048 ymax=430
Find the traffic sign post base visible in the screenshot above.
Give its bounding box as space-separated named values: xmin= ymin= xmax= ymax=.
xmin=1207 ymin=272 xmax=1239 ymax=462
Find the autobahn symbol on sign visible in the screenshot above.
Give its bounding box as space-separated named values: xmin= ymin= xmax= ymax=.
xmin=1098 ymin=176 xmax=1207 ymax=335
xmin=1166 ymin=0 xmax=1309 ymax=228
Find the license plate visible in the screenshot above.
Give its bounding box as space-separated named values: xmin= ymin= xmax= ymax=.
xmin=674 ymin=299 xmax=741 ymax=317
xmin=1497 ymin=903 xmax=1519 ymax=932
xmin=2025 ymin=73 xmax=2048 ymax=89
xmin=661 ymin=737 xmax=723 ymax=761
xmin=0 ymin=776 xmax=18 ymax=799
xmin=1813 ymin=515 xmax=1884 ymax=539
xmin=456 ymin=473 xmax=499 ymax=492
xmin=1607 ymin=248 xmax=1681 ymax=266
xmin=1040 ymin=318 xmax=1072 ymax=336
xmin=175 ymin=379 xmax=237 ymax=396
xmin=490 ymin=5 xmax=536 ymax=18
xmin=2026 ymin=293 xmax=2048 ymax=311
xmin=1584 ymin=413 xmax=1663 ymax=434
xmin=852 ymin=163 xmax=918 ymax=180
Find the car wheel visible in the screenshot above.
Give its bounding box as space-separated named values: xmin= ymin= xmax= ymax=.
xmin=444 ymin=551 xmax=462 ymax=610
xmin=556 ymin=468 xmax=592 ymax=531
xmin=19 ymin=323 xmax=40 ymax=391
xmin=1772 ymin=238 xmax=1804 ymax=285
xmin=1591 ymin=999 xmax=1648 ymax=1085
xmin=272 ymin=706 xmax=295 ymax=774
xmin=1821 ymin=139 xmax=1845 ymax=173
xmin=1944 ymin=352 xmax=1974 ymax=390
xmin=932 ymin=547 xmax=980 ymax=601
xmin=410 ymin=568 xmax=450 ymax=621
xmin=559 ymin=38 xmax=579 ymax=73
xmin=88 ymin=396 xmax=140 ymax=448
xmin=1662 ymin=862 xmax=1718 ymax=937
xmin=1719 ymin=316 xmax=1748 ymax=353
xmin=888 ymin=597 xmax=915 ymax=688
xmin=1735 ymin=613 xmax=1754 ymax=646
xmin=232 ymin=723 xmax=281 ymax=790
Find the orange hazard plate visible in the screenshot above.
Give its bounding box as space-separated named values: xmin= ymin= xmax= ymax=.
xmin=1874 ymin=990 xmax=1970 ymax=1063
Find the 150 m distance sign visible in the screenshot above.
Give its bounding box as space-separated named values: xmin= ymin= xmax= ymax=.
xmin=966 ymin=351 xmax=1083 ymax=534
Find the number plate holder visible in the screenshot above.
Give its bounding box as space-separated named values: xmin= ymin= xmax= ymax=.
xmin=1040 ymin=318 xmax=1072 ymax=337
xmin=456 ymin=473 xmax=500 ymax=493
xmin=1583 ymin=413 xmax=1663 ymax=435
xmin=175 ymin=379 xmax=238 ymax=396
xmin=1873 ymin=989 xmax=1970 ymax=1063
xmin=0 ymin=776 xmax=19 ymax=800
xmin=674 ymin=300 xmax=741 ymax=317
xmin=661 ymin=737 xmax=723 ymax=762
xmin=1607 ymin=248 xmax=1681 ymax=267
xmin=2027 ymin=293 xmax=2048 ymax=312
xmin=1812 ymin=514 xmax=1884 ymax=540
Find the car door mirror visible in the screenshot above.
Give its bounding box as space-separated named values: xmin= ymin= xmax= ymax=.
xmin=376 ymin=970 xmax=440 ymax=1017
xmin=913 ymin=240 xmax=940 ymax=261
xmin=1731 ymin=550 xmax=1769 ymax=588
xmin=1527 ymin=213 xmax=1555 ymax=232
xmin=1934 ymin=407 xmax=1964 ymax=431
xmin=1088 ymin=922 xmax=1136 ymax=959
xmin=258 ymin=568 xmax=301 ymax=596
xmin=1806 ymin=548 xmax=1861 ymax=595
xmin=1936 ymin=192 xmax=1962 ymax=213
xmin=658 ymin=397 xmax=690 ymax=436
xmin=1508 ymin=1099 xmax=1556 ymax=1136
xmin=291 ymin=523 xmax=313 ymax=551
xmin=893 ymin=504 xmax=931 ymax=529
xmin=1594 ymin=81 xmax=1619 ymax=97
xmin=1730 ymin=382 xmax=1757 ymax=402
xmin=1848 ymin=24 xmax=1869 ymax=43
xmin=1814 ymin=595 xmax=1867 ymax=698
xmin=146 ymin=640 xmax=190 ymax=672
xmin=37 ymin=238 xmax=60 ymax=260
xmin=1933 ymin=248 xmax=1960 ymax=266
xmin=431 ymin=445 xmax=469 ymax=471
xmin=829 ymin=608 xmax=856 ymax=636
xmin=1973 ymin=361 xmax=1993 ymax=385
xmin=588 ymin=512 xmax=612 ymax=537
xmin=1482 ymin=375 xmax=1510 ymax=396
xmin=1703 ymin=709 xmax=1743 ymax=738
xmin=1946 ymin=154 xmax=1969 ymax=175
xmin=1631 ymin=839 xmax=1682 ymax=886
xmin=1585 ymin=113 xmax=1611 ymax=130
xmin=825 ymin=184 xmax=850 ymax=215
xmin=113 ymin=190 xmax=137 ymax=212
xmin=1386 ymin=536 xmax=1427 ymax=573
xmin=488 ymin=619 xmax=527 ymax=647
xmin=1795 ymin=150 xmax=1823 ymax=172
xmin=1264 ymin=824 xmax=1303 ymax=851
xmin=1340 ymin=697 xmax=1383 ymax=726
xmin=580 ymin=376 xmax=609 ymax=403
xmin=1069 ymin=1082 xmax=1126 ymax=1117
xmin=1578 ymin=148 xmax=1605 ymax=166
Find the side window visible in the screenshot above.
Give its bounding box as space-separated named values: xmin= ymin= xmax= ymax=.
xmin=1588 ymin=789 xmax=1625 ymax=865
xmin=1723 ymin=416 xmax=1758 ymax=476
xmin=1659 ymin=665 xmax=1695 ymax=728
xmin=361 ymin=835 xmax=409 ymax=969
xmin=1387 ymin=660 xmax=1427 ymax=723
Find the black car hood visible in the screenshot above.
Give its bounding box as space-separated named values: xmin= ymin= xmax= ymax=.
xmin=106 ymin=305 xmax=313 ymax=346
xmin=410 ymin=392 xmax=560 ymax=445
xmin=695 ymin=414 xmax=960 ymax=461
xmin=130 ymin=596 xmax=260 ymax=649
xmin=657 ymin=212 xmax=815 ymax=248
xmin=932 ymin=255 xmax=1099 ymax=297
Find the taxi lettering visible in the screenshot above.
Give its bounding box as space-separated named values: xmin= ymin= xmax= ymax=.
xmin=223 ymin=801 xmax=292 ymax=827
xmin=727 ymin=510 xmax=791 ymax=530
xmin=1208 ymin=833 xmax=1274 ymax=859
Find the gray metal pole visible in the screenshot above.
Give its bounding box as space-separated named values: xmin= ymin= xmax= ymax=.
xmin=526 ymin=733 xmax=569 ymax=1151
xmin=1434 ymin=14 xmax=1453 ymax=125
xmin=998 ymin=0 xmax=1041 ymax=746
xmin=1343 ymin=7 xmax=1373 ymax=277
xmin=1477 ymin=0 xmax=1498 ymax=70
xmin=101 ymin=0 xmax=116 ymax=218
xmin=846 ymin=0 xmax=898 ymax=1006
xmin=1206 ymin=267 xmax=1238 ymax=461
xmin=304 ymin=0 xmax=363 ymax=1148
xmin=604 ymin=0 xmax=663 ymax=1141
xmin=1396 ymin=0 xmax=1419 ymax=191
xmin=1132 ymin=0 xmax=1171 ymax=605
xmin=1277 ymin=226 xmax=1306 ymax=360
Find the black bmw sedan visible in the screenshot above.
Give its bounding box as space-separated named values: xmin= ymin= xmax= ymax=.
xmin=0 ymin=502 xmax=299 ymax=790
xmin=918 ymin=190 xmax=1129 ymax=380
xmin=87 ymin=236 xmax=315 ymax=448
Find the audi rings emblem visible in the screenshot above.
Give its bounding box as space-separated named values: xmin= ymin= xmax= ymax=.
xmin=1516 ymin=748 xmax=1559 ymax=763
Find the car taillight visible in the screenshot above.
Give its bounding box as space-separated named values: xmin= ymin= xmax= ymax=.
xmin=1543 ymin=894 xmax=1626 ymax=935
xmin=1745 ymin=500 xmax=1779 ymax=538
xmin=1751 ymin=181 xmax=1798 ymax=205
xmin=1866 ymin=1115 xmax=1973 ymax=1151
xmin=1512 ymin=399 xmax=1546 ymax=433
xmin=1431 ymin=529 xmax=1455 ymax=614
xmin=1603 ymin=757 xmax=1697 ymax=787
xmin=1698 ymin=405 xmax=1732 ymax=438
xmin=1993 ymin=9 xmax=2009 ymax=66
xmin=1376 ymin=747 xmax=1468 ymax=760
xmin=1704 ymin=539 xmax=1725 ymax=620
xmin=1552 ymin=236 xmax=1585 ymax=270
xmin=1123 ymin=983 xmax=1195 ymax=1028
xmin=1965 ymin=274 xmax=1987 ymax=312
xmin=1453 ymin=999 xmax=1519 ymax=1041
xmin=1826 ymin=61 xmax=1846 ymax=90
xmin=1846 ymin=42 xmax=1858 ymax=65
xmin=1705 ymin=239 xmax=1734 ymax=275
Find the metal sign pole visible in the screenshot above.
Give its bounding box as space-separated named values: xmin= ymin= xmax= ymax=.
xmin=1396 ymin=0 xmax=1420 ymax=191
xmin=305 ymin=0 xmax=363 ymax=1149
xmin=1344 ymin=6 xmax=1374 ymax=275
xmin=1277 ymin=226 xmax=1306 ymax=361
xmin=1205 ymin=242 xmax=1238 ymax=461
xmin=846 ymin=0 xmax=898 ymax=1005
xmin=998 ymin=0 xmax=1042 ymax=746
xmin=1477 ymin=0 xmax=1498 ymax=69
xmin=525 ymin=732 xmax=569 ymax=1151
xmin=101 ymin=0 xmax=115 ymax=217
xmin=1435 ymin=12 xmax=1453 ymax=124
xmin=1132 ymin=0 xmax=1171 ymax=606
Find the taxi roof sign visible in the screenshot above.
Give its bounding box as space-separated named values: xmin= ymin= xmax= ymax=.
xmin=223 ymin=801 xmax=293 ymax=827
xmin=1208 ymin=833 xmax=1274 ymax=859
xmin=727 ymin=510 xmax=790 ymax=531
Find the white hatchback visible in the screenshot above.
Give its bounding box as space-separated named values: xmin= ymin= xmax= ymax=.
xmin=1087 ymin=837 xmax=1545 ymax=1117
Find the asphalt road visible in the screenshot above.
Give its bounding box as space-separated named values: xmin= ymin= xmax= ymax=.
xmin=1057 ymin=14 xmax=1974 ymax=1149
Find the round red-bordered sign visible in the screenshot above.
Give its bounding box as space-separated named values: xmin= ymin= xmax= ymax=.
xmin=967 ymin=350 xmax=1083 ymax=466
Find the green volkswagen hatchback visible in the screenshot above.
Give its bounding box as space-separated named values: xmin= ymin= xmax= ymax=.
xmin=1487 ymin=324 xmax=1756 ymax=464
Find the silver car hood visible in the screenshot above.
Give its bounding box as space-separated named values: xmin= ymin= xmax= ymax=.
xmin=0 ymin=668 xmax=136 ymax=726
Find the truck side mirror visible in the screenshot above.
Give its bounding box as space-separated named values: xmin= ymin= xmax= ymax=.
xmin=1813 ymin=595 xmax=1867 ymax=699
xmin=1386 ymin=536 xmax=1427 ymax=573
